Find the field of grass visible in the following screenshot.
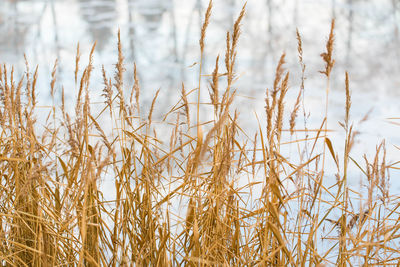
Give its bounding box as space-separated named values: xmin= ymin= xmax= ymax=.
xmin=1 ymin=2 xmax=399 ymax=266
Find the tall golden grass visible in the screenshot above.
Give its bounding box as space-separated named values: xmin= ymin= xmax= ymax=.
xmin=0 ymin=2 xmax=399 ymax=266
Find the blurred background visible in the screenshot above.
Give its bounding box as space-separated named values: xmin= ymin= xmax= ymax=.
xmin=1 ymin=0 xmax=400 ymax=182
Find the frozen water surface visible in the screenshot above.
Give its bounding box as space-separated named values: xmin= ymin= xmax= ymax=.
xmin=1 ymin=3 xmax=400 ymax=182
xmin=0 ymin=1 xmax=399 ymax=179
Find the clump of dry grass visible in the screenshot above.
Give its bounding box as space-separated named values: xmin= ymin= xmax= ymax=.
xmin=0 ymin=3 xmax=400 ymax=266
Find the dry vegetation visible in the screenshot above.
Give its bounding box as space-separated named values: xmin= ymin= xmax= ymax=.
xmin=1 ymin=1 xmax=400 ymax=266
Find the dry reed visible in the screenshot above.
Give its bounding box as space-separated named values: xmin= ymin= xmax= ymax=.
xmin=0 ymin=5 xmax=399 ymax=267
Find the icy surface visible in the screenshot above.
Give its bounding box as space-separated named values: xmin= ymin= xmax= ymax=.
xmin=1 ymin=0 xmax=400 ymax=190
